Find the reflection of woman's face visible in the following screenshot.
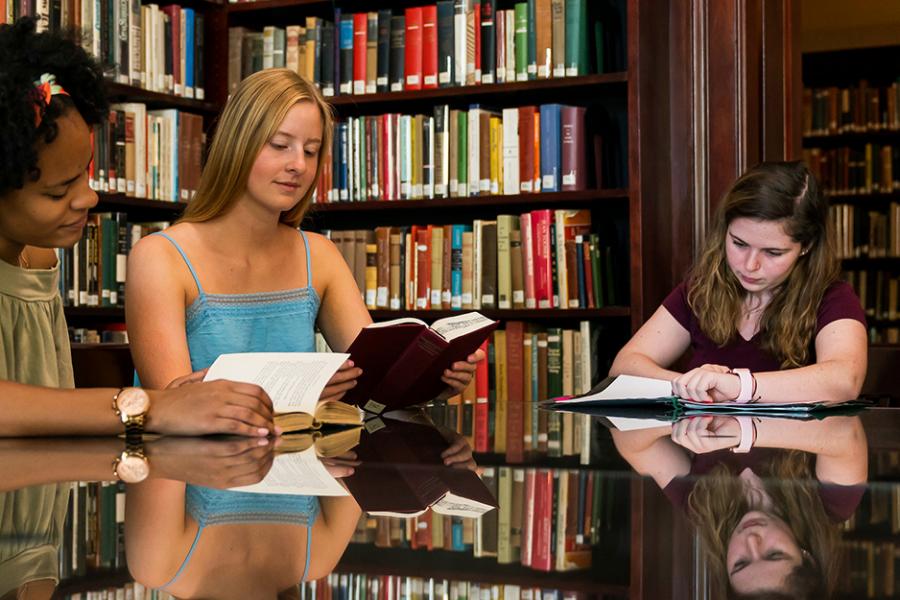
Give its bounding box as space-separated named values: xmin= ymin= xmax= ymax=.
xmin=726 ymin=510 xmax=804 ymax=594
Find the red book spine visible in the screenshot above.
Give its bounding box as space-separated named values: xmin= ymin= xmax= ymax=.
xmin=474 ymin=338 xmax=490 ymax=453
xmin=561 ymin=106 xmax=587 ymax=191
xmin=353 ymin=13 xmax=368 ymax=94
xmin=531 ymin=209 xmax=553 ymax=308
xmin=381 ymin=114 xmax=391 ymax=200
xmin=520 ymin=212 xmax=536 ymax=308
xmin=505 ymin=321 xmax=525 ymax=463
xmin=531 ymin=469 xmax=553 ymax=571
xmin=161 ymin=5 xmax=181 ymax=91
xmin=404 ymin=7 xmax=424 ymax=90
xmin=521 ymin=468 xmax=536 ymax=567
xmin=473 ymin=1 xmax=481 ymax=82
xmin=518 ymin=106 xmax=536 ymax=193
xmin=582 ymin=238 xmax=595 ymax=308
xmin=421 ymin=5 xmax=438 ymax=89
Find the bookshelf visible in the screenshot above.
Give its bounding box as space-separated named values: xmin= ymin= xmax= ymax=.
xmin=801 ymin=44 xmax=900 ymax=344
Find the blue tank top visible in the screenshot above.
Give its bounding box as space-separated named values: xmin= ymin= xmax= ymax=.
xmin=153 ymin=230 xmax=322 ymax=590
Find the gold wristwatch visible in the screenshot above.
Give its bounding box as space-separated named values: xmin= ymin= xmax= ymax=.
xmin=113 ymin=438 xmax=150 ymax=483
xmin=112 ymin=387 xmax=150 ymax=437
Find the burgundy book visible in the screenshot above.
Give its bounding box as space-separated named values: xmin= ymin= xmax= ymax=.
xmin=518 ymin=106 xmax=537 ymax=193
xmin=344 ymin=412 xmax=498 ymax=517
xmin=561 ymin=105 xmax=587 ymax=191
xmin=341 ymin=312 xmax=499 ymax=413
xmin=504 ymin=321 xmax=525 ymax=463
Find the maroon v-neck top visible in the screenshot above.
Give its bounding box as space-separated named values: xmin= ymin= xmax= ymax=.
xmin=662 ymin=280 xmax=867 ymax=372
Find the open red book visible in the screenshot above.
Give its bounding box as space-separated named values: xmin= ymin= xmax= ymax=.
xmin=341 ymin=311 xmax=498 ymax=414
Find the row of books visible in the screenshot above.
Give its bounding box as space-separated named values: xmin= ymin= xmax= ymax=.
xmin=228 ymin=0 xmax=608 ymax=98
xmin=803 ymin=145 xmax=900 ymax=196
xmin=69 ymin=325 xmax=128 ymax=344
xmin=432 ymin=321 xmax=597 ymax=461
xmin=802 ymin=82 xmax=900 ymax=136
xmin=59 ymin=481 xmax=126 ymax=581
xmin=4 ymin=1 xmax=205 ymax=100
xmin=831 ymin=203 xmax=900 ymax=260
xmin=57 ymin=216 xmax=169 ymax=308
xmin=838 ymin=541 xmax=898 ymax=599
xmin=314 ymin=104 xmax=599 ymax=204
xmin=301 ymin=574 xmax=587 ymax=600
xmin=91 ymin=104 xmax=204 ymax=203
xmin=351 ymin=468 xmax=626 ymax=572
xmin=63 ymin=585 xmax=174 ymax=600
xmin=845 ymin=270 xmax=900 ymax=328
xmin=325 ymin=212 xmax=622 ymax=314
xmin=840 ymin=484 xmax=900 ymax=535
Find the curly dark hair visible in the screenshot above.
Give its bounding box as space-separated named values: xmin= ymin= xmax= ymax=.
xmin=0 ymin=17 xmax=108 ymax=196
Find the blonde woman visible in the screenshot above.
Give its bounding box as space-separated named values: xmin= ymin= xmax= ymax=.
xmin=126 ymin=68 xmax=482 ymax=399
xmin=611 ymin=161 xmax=867 ymax=405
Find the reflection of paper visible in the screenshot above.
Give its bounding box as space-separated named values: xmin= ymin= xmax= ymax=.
xmin=556 ymin=374 xmax=673 ymax=404
xmin=204 ymin=352 xmax=349 ymax=414
xmin=606 ymin=416 xmax=672 ymax=431
xmin=229 ymin=446 xmax=348 ymax=496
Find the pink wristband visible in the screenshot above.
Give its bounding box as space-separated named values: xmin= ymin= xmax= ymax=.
xmin=730 ymin=416 xmax=754 ymax=453
xmin=731 ymin=368 xmax=753 ymax=403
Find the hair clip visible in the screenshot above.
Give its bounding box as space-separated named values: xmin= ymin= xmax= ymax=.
xmin=32 ymin=72 xmax=70 ymax=126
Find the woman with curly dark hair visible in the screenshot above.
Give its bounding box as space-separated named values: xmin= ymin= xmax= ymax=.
xmin=0 ymin=17 xmax=277 ymax=438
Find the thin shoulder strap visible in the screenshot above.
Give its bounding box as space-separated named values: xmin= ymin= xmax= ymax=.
xmin=301 ymin=524 xmax=313 ymax=582
xmin=298 ymin=229 xmax=313 ymax=288
xmin=159 ymin=525 xmax=205 ymax=591
xmin=153 ymin=232 xmax=205 ymax=297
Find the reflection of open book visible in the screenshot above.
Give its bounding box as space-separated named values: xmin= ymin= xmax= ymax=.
xmin=204 ymin=352 xmax=363 ymax=433
xmin=341 ymin=312 xmax=498 ymax=414
xmin=229 ymin=446 xmax=349 ymax=496
xmin=277 ymin=426 xmax=362 ymax=458
xmin=545 ymin=374 xmax=872 ymax=417
xmin=343 ymin=413 xmax=497 ymax=519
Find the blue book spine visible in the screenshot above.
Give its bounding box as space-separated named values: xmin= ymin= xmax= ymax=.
xmin=450 ymin=224 xmax=467 ymax=308
xmin=339 ymin=16 xmax=354 ymax=95
xmin=539 ymin=104 xmax=562 ymax=192
xmin=451 ymin=517 xmax=465 ymax=550
xmin=184 ymin=9 xmax=195 ymax=92
xmin=575 ymin=236 xmax=587 ymax=307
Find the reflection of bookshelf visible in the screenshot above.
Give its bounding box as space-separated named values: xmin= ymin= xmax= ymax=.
xmin=837 ymin=482 xmax=900 ymax=600
xmin=801 ymin=45 xmax=900 ymax=345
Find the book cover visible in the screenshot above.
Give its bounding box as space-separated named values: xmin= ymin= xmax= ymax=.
xmin=404 ymin=6 xmax=423 ymax=90
xmin=479 ymin=0 xmax=496 ymax=84
xmin=505 ymin=320 xmax=525 ymax=463
xmin=561 ymin=105 xmax=587 ymax=191
xmin=352 ymin=12 xmax=367 ymax=94
xmin=389 ymin=14 xmax=406 ymax=92
xmin=365 ymin=12 xmax=378 ymax=93
xmin=342 ymin=312 xmax=499 ymax=413
xmin=550 ymin=0 xmax=564 ymax=77
xmin=376 ymin=9 xmax=391 ymax=93
xmin=422 ymin=4 xmax=438 ymax=89
xmin=339 ymin=14 xmax=354 ymax=95
xmin=437 ymin=0 xmax=455 ymax=87
xmin=539 ymin=104 xmax=562 ymax=192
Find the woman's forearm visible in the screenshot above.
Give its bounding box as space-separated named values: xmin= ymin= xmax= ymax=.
xmin=754 ymin=360 xmax=864 ymax=404
xmin=0 ymin=381 xmax=127 ymax=436
xmin=609 ymin=351 xmax=682 ymax=381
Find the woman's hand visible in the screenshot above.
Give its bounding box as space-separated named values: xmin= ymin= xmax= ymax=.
xmin=670 ymin=415 xmax=742 ymax=454
xmin=319 ymin=450 xmax=360 ymax=479
xmin=320 ymin=359 xmax=363 ymax=403
xmin=671 ymin=364 xmax=741 ymax=403
xmin=146 ymin=436 xmax=276 ymax=488
xmin=438 ymin=349 xmax=486 ymax=398
xmin=147 ymin=379 xmax=276 ymax=437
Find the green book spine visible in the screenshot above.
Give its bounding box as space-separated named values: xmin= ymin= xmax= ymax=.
xmin=590 ymin=233 xmax=603 ymax=307
xmin=527 ymin=0 xmax=537 ymax=79
xmin=514 ymin=3 xmax=528 ymax=81
xmin=458 ymin=110 xmax=468 ymax=196
xmin=594 ymin=19 xmax=604 ymax=74
xmin=546 ymin=327 xmax=563 ymax=457
xmin=565 ymin=0 xmax=588 ymax=76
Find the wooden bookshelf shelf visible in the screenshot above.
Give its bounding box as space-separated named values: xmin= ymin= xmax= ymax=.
xmin=64 ymin=306 xmax=125 ymax=319
xmin=826 ymin=192 xmax=900 ymax=204
xmin=310 ymin=190 xmax=629 ymax=214
xmin=95 ymin=193 xmax=188 ymax=214
xmin=369 ymin=308 xmax=630 ymax=321
xmin=802 ymin=129 xmax=900 ymax=147
xmin=842 ymin=257 xmax=900 ymax=269
xmin=324 ymin=73 xmax=627 ymax=111
xmin=54 ymin=569 xmax=132 ymax=598
xmin=227 ymin=0 xmax=329 ymax=12
xmin=336 ymin=546 xmax=629 ymax=596
xmin=105 ymin=82 xmax=221 ymax=114
xmin=70 ymin=343 xmax=130 ymax=351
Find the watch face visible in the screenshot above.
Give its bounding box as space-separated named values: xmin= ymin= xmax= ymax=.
xmin=118 ymin=455 xmax=150 ymax=483
xmin=118 ymin=388 xmax=150 ymax=416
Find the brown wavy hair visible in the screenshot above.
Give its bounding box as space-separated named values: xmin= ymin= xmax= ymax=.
xmin=686 ymin=161 xmax=840 ymax=368
xmin=180 ymin=68 xmax=333 ymax=228
xmin=687 ymin=451 xmax=840 ymax=599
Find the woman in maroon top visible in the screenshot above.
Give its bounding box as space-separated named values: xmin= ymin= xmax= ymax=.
xmin=611 ymin=160 xmax=868 ymax=404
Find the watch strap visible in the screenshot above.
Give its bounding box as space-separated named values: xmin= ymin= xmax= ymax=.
xmin=730 ymin=416 xmax=754 ymax=453
xmin=731 ymin=368 xmax=753 ymax=403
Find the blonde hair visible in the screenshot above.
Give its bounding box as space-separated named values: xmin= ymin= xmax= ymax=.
xmin=181 ymin=69 xmax=333 ymax=228
xmin=687 ymin=161 xmax=840 ymax=368
xmin=687 ymin=452 xmax=840 ymax=598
